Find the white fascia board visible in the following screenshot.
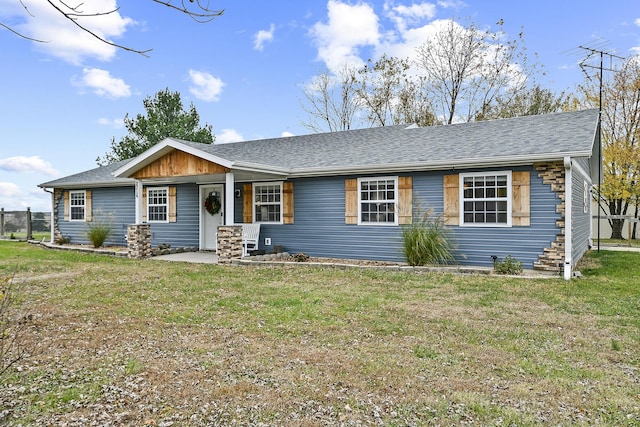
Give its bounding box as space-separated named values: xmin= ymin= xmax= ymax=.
xmin=38 ymin=180 xmax=135 ymax=190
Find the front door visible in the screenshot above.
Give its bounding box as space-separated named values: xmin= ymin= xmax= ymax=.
xmin=200 ymin=185 xmax=224 ymax=250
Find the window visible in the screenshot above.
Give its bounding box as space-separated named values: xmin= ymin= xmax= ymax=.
xmin=147 ymin=187 xmax=169 ymax=222
xmin=358 ymin=177 xmax=398 ymax=225
xmin=69 ymin=190 xmax=86 ymax=221
xmin=254 ymin=183 xmax=282 ymax=223
xmin=460 ymin=171 xmax=511 ymax=226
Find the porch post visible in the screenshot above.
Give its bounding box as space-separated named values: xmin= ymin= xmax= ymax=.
xmin=134 ymin=180 xmax=144 ymax=224
xmin=225 ymin=171 xmax=235 ymax=225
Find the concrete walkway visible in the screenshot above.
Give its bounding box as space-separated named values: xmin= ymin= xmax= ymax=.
xmin=150 ymin=251 xmax=218 ymax=264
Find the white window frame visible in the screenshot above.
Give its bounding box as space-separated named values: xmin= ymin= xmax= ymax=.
xmin=357 ymin=176 xmax=399 ymax=226
xmin=69 ymin=190 xmax=86 ymax=222
xmin=147 ymin=186 xmax=169 ymax=223
xmin=459 ymin=171 xmax=512 ymax=227
xmin=253 ymin=182 xmax=283 ymax=224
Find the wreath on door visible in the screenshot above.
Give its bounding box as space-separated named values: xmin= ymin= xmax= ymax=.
xmin=204 ymin=192 xmax=221 ymax=215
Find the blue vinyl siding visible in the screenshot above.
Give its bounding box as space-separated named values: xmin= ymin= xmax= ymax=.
xmin=446 ymin=167 xmax=561 ymax=269
xmin=147 ymin=184 xmax=200 ymax=248
xmin=239 ymin=166 xmax=561 ymax=268
xmin=57 ymin=184 xmax=200 ymax=248
xmin=56 ymin=186 xmax=135 ymax=246
xmin=571 ymin=159 xmax=592 ymax=264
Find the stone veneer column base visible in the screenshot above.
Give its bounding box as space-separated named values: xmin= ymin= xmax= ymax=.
xmin=127 ymin=224 xmax=152 ymax=259
xmin=533 ymin=162 xmax=566 ymax=272
xmin=217 ymin=225 xmax=243 ymax=264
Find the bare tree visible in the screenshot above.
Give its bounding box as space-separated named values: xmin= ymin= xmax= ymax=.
xmin=1 ymin=0 xmax=224 ymax=57
xmin=357 ymin=54 xmax=435 ymax=127
xmin=415 ymin=19 xmax=533 ymax=124
xmin=300 ymin=66 xmax=362 ymax=133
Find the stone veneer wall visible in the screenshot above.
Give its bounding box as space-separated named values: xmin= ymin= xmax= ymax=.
xmin=52 ymin=189 xmax=64 ymax=243
xmin=127 ymin=224 xmax=152 ymax=259
xmin=534 ymin=162 xmax=566 ymax=272
xmin=217 ymin=225 xmax=243 ymax=263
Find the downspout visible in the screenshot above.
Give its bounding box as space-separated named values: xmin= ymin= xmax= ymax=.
xmin=564 ymin=157 xmax=572 ymax=280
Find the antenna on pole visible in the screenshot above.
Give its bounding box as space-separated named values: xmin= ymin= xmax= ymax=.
xmin=577 ymin=43 xmax=624 ymax=252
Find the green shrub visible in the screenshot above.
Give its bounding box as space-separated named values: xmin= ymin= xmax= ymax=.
xmin=492 ymin=254 xmax=523 ymax=275
xmin=401 ymin=208 xmax=456 ymax=266
xmin=86 ymin=210 xmax=113 ymax=248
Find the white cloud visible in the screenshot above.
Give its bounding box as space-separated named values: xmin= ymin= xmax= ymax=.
xmin=0 ymin=182 xmax=51 ymax=211
xmin=0 ymin=182 xmax=21 ymax=198
xmin=309 ymin=0 xmax=380 ymax=72
xmin=0 ymin=156 xmax=59 ymax=176
xmin=385 ymin=2 xmax=437 ymax=33
xmin=188 ymin=70 xmax=225 ymax=102
xmin=1 ymin=0 xmax=134 ymax=64
xmin=254 ymin=23 xmax=275 ymax=51
xmin=76 ymin=68 xmax=131 ymax=98
xmin=635 ymin=18 xmax=640 ymax=27
xmin=281 ymin=131 xmax=295 ymax=137
xmin=215 ymin=129 xmax=244 ymax=144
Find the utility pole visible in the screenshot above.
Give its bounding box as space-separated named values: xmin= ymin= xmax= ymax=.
xmin=578 ymin=45 xmax=624 ymax=252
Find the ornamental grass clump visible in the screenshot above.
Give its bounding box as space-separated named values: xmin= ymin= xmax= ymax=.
xmin=401 ymin=208 xmax=456 ymax=266
xmin=86 ymin=210 xmax=113 ymax=248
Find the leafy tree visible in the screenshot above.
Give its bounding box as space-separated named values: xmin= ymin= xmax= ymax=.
xmin=30 ymin=212 xmax=49 ymax=232
xmin=1 ymin=1 xmax=224 ymax=57
xmin=477 ymin=85 xmax=568 ymax=120
xmin=580 ymin=57 xmax=640 ymax=239
xmin=97 ymin=88 xmax=214 ymax=165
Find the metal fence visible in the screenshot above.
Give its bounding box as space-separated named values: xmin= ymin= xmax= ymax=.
xmin=0 ymin=208 xmax=51 ymax=239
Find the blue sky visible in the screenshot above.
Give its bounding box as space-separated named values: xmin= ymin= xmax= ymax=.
xmin=0 ymin=0 xmax=638 ymax=212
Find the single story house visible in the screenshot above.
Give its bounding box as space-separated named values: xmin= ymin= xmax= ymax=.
xmin=39 ymin=109 xmax=600 ymax=279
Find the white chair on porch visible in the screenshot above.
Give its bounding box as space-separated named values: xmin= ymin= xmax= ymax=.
xmin=242 ymin=224 xmax=261 ymax=257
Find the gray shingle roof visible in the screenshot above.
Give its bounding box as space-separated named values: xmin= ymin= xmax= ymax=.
xmin=40 ymin=109 xmax=599 ymax=188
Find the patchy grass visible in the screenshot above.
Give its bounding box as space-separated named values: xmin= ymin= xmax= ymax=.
xmin=1 ymin=241 xmax=639 ymax=426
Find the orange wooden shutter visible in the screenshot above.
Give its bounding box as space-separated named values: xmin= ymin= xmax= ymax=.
xmin=512 ymin=171 xmax=530 ymax=226
xmin=85 ymin=190 xmax=92 ymax=222
xmin=283 ymin=182 xmax=294 ymax=224
xmin=243 ymin=183 xmax=253 ymax=223
xmin=443 ymin=174 xmax=459 ymax=225
xmin=168 ymin=187 xmax=177 ymax=223
xmin=398 ymin=176 xmax=413 ymax=225
xmin=345 ymin=178 xmax=358 ymax=224
xmin=63 ymin=191 xmax=70 ymax=221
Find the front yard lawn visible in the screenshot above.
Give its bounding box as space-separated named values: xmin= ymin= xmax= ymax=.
xmin=1 ymin=241 xmax=638 ymax=425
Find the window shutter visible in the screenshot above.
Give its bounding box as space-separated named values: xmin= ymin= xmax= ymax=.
xmin=63 ymin=191 xmax=70 ymax=221
xmin=443 ymin=174 xmax=459 ymax=225
xmin=168 ymin=187 xmax=177 ymax=223
xmin=142 ymin=188 xmax=147 ymax=223
xmin=243 ymin=183 xmax=253 ymax=223
xmin=283 ymin=182 xmax=294 ymax=224
xmin=398 ymin=176 xmax=413 ymax=225
xmin=345 ymin=178 xmax=358 ymax=224
xmin=512 ymin=171 xmax=530 ymax=226
xmin=85 ymin=190 xmax=92 ymax=222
